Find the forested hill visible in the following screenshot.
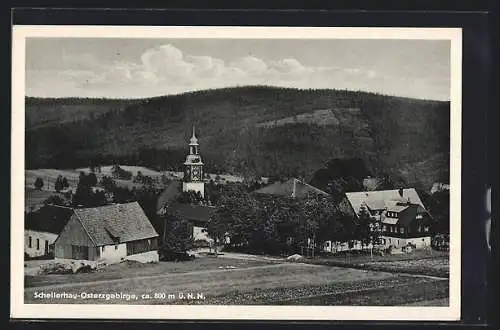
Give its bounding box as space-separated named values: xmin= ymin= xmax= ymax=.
xmin=25 ymin=86 xmax=450 ymax=190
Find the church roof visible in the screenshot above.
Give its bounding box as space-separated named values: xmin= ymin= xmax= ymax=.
xmin=168 ymin=203 xmax=216 ymax=224
xmin=156 ymin=180 xmax=182 ymax=212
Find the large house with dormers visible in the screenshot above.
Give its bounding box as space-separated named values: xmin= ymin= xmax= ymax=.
xmin=341 ymin=188 xmax=434 ymax=249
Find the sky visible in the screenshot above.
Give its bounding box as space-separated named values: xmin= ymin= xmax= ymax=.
xmin=25 ymin=38 xmax=451 ymax=101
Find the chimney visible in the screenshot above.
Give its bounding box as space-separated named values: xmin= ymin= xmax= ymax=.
xmin=398 ymin=188 xmax=404 ymax=197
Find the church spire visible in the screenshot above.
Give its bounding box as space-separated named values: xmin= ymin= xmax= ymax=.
xmin=190 ymin=125 xmax=198 ymax=145
xmin=183 ymin=125 xmax=205 ymax=197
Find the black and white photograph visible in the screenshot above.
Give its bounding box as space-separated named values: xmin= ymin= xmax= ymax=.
xmin=11 ymin=26 xmax=462 ymax=321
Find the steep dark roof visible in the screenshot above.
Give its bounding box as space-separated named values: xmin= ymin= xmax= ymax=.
xmin=156 ymin=180 xmax=182 ymax=212
xmin=253 ymin=178 xmax=329 ymax=199
xmin=167 ymin=203 xmax=216 ymax=224
xmin=397 ymin=204 xmax=428 ymax=227
xmin=25 ymin=205 xmax=74 ymax=234
xmin=74 ymin=202 xmax=158 ymax=246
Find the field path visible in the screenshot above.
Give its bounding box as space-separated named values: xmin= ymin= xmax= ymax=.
xmin=25 ymin=263 xmax=318 ymax=292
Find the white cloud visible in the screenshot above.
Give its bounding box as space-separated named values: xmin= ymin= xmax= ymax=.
xmin=27 ymin=43 xmax=397 ymax=99
xmin=230 ymin=56 xmax=268 ymax=76
xmin=140 ymin=44 xmax=195 ymax=81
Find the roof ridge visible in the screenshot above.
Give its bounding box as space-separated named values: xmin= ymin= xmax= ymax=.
xmin=73 ymin=210 xmax=98 ymax=246
xmin=301 ymin=181 xmax=329 ymax=195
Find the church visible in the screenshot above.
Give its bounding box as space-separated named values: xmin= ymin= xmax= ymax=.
xmin=157 ymin=126 xmax=215 ymax=244
xmin=182 ymin=126 xmax=205 ymax=198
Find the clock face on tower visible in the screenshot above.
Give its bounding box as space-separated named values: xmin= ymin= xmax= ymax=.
xmin=192 ymin=167 xmax=200 ymax=181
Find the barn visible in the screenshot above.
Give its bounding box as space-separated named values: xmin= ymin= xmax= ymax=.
xmin=54 ymin=202 xmax=159 ymax=264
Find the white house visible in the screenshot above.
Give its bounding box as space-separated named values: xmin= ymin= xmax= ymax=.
xmin=340 ymin=188 xmax=434 ymax=250
xmin=25 ymin=229 xmax=58 ymax=258
xmin=25 ymin=204 xmax=74 ymax=258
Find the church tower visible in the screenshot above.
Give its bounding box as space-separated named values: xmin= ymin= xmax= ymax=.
xmin=182 ymin=125 xmax=205 ymax=198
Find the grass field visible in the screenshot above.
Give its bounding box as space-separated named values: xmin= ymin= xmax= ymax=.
xmin=24 ymin=257 xmax=448 ymax=306
xmin=75 ymin=166 xmax=163 ymax=177
xmin=25 ymin=187 xmax=69 ymax=210
xmin=306 ymin=249 xmax=449 ymax=278
xmin=25 ymin=257 xmax=272 ymax=288
xmin=25 ymin=167 xmax=165 ymax=198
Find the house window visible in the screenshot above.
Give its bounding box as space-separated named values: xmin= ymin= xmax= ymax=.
xmin=28 ymin=236 xmax=32 ymax=248
xmin=400 ymin=227 xmax=404 ymax=234
xmin=115 ymin=245 xmax=118 ymax=250
xmin=424 ymin=226 xmax=429 ymax=232
xmin=417 ymin=225 xmax=422 ymax=232
xmin=36 ymin=238 xmax=40 ymax=250
xmin=383 ymin=225 xmax=387 ymax=231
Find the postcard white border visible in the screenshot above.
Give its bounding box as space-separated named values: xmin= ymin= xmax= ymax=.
xmin=11 ymin=25 xmax=462 ymax=321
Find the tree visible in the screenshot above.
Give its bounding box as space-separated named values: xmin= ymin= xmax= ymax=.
xmin=356 ymin=204 xmax=381 ymax=259
xmin=161 ymin=174 xmax=169 ymax=185
xmin=111 ymin=164 xmax=132 ymax=180
xmin=62 ymin=177 xmax=69 ymax=189
xmin=425 ymin=190 xmax=450 ymax=234
xmin=43 ymin=195 xmax=67 ymax=206
xmin=87 ymin=172 xmax=98 ymax=187
xmin=356 ymin=204 xmax=372 ymax=248
xmin=100 ymin=176 xmax=117 ymax=192
xmin=73 ymin=184 xmax=93 ymax=207
xmin=73 ymin=171 xmax=106 ymax=207
xmin=160 ymin=211 xmax=194 ymax=260
xmin=34 ymin=177 xmax=44 ymax=190
xmin=302 ymin=195 xmax=346 ymax=252
xmin=133 ymin=171 xmax=144 ymax=183
xmin=54 ymin=175 xmax=64 ymax=192
xmin=209 ymin=185 xmax=260 ymax=250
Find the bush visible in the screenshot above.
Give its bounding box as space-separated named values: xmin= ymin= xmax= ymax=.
xmin=194 ymin=239 xmax=211 ymax=248
xmin=75 ymin=264 xmax=93 ymax=273
xmin=160 ymin=251 xmax=195 ymax=262
xmin=40 ymin=263 xmax=74 ymax=274
xmin=373 ymin=246 xmax=385 ymax=256
xmin=431 ymin=233 xmax=450 ymax=251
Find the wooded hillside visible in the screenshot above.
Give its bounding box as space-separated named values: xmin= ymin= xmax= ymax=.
xmin=25 ymin=86 xmax=450 ymax=190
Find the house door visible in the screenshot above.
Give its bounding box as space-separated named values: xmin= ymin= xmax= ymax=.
xmin=44 ymin=240 xmax=49 ymax=255
xmin=71 ymin=245 xmax=89 ymax=260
